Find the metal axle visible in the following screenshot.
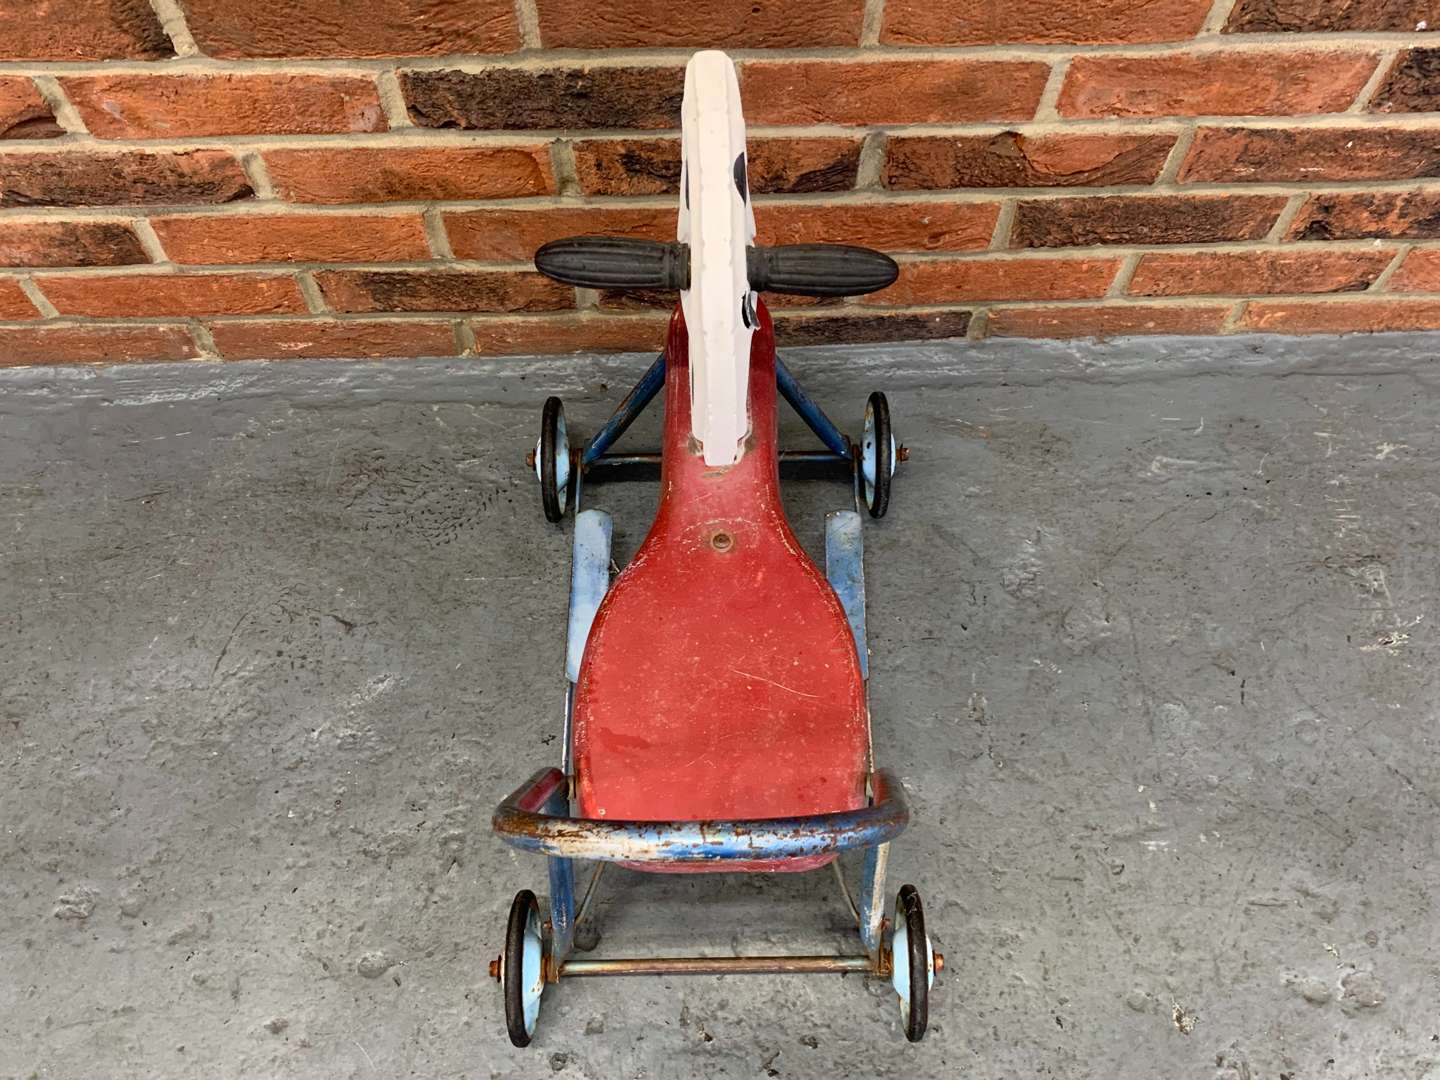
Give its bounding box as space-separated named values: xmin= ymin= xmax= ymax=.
xmin=561 ymin=954 xmax=877 ymax=977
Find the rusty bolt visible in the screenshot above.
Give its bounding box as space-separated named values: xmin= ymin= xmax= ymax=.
xmin=489 ymin=956 xmax=502 ymax=981
xmin=710 ymin=531 xmax=734 ymax=552
xmin=896 ymin=445 xmax=910 ymax=463
xmin=933 ymin=952 xmax=944 ymax=973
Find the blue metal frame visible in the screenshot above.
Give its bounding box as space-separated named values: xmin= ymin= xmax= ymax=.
xmin=581 ymin=352 xmax=666 ymax=467
xmin=544 ymin=783 xmax=576 ymax=962
xmin=776 ymin=355 xmax=852 ymax=460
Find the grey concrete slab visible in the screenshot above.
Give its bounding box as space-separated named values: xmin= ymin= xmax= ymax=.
xmin=1 ymin=333 xmax=1437 ymax=1080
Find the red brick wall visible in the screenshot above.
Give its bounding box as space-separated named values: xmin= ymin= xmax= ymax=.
xmin=3 ymin=0 xmax=1440 ymax=364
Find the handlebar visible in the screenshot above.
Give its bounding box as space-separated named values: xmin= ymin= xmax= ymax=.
xmin=534 ymin=237 xmax=899 ymax=298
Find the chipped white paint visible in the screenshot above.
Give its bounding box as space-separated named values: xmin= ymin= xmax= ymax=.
xmin=1375 ymin=442 xmax=1409 ymax=460
xmin=678 ymin=51 xmax=755 ymax=468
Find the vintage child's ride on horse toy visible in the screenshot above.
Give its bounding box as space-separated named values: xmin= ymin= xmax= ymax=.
xmin=491 ymin=50 xmax=939 ymax=1045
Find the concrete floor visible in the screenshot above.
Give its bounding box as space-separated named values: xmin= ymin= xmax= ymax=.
xmin=1 ymin=333 xmax=1437 ymax=1080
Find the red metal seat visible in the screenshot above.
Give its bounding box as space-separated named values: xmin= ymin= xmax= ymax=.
xmin=571 ymin=304 xmax=870 ymax=871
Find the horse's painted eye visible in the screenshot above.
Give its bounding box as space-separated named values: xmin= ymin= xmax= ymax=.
xmin=733 ymin=153 xmax=748 ymax=202
xmin=740 ymin=293 xmax=755 ymax=329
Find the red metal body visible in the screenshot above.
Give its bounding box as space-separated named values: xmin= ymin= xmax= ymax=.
xmin=572 ymin=302 xmax=870 ymax=872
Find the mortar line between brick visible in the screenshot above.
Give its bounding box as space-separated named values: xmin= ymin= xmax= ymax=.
xmin=189 ymin=319 xmax=220 ymax=356
xmin=0 ymin=35 xmax=1431 ymax=81
xmin=549 ymin=140 xmax=582 ymax=198
xmin=988 ymin=202 xmax=1016 ymax=250
xmin=1107 ymin=253 xmax=1143 ymax=297
xmin=1157 ymin=126 xmax=1196 ymax=184
xmin=1265 ymin=194 xmax=1308 ymax=242
xmin=30 ymin=76 xmax=88 ymax=135
xmin=1369 ymin=243 xmax=1413 ymax=292
xmin=240 ymin=153 xmax=276 ymax=199
xmin=855 ymin=131 xmax=888 ymax=190
xmin=7 ymin=290 xmax=1440 ymax=335
xmin=1200 ymin=0 xmax=1241 ymax=35
xmin=147 ymin=0 xmax=201 ymax=57
xmin=1348 ymin=50 xmax=1399 ymax=112
xmin=296 ymin=271 xmax=329 ymax=313
xmin=18 ymin=276 xmax=58 ymax=318
xmin=453 ymin=319 xmax=478 ymax=355
xmin=575 ymin=287 xmax=599 ymax=311
xmin=1033 ymin=59 xmax=1070 ymax=122
xmin=130 ymin=218 xmax=170 ymax=263
xmin=966 ymin=307 xmax=989 ymax=339
xmin=375 ymin=70 xmax=413 ymax=129
xmin=422 ymin=208 xmax=456 ymax=259
xmin=1219 ymin=300 xmax=1247 ymax=331
xmin=514 ymin=0 xmax=543 ymax=50
xmin=5 ymin=239 xmax=1430 ymax=280
xmin=860 ymin=0 xmax=886 ymax=46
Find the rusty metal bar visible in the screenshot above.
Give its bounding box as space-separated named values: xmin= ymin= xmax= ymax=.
xmin=560 ymin=954 xmax=875 ymax=977
xmin=493 ymin=768 xmax=908 ymax=864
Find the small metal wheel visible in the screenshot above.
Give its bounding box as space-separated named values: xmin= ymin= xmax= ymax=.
xmin=536 ymin=396 xmax=571 ymax=523
xmin=503 ymin=889 xmax=546 ymax=1048
xmin=860 ymin=391 xmax=896 ymax=519
xmin=891 ymin=884 xmax=935 ymax=1043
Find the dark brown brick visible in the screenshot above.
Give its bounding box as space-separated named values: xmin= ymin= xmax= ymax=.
xmin=0 ymin=79 xmax=62 ymax=140
xmin=1287 ymin=192 xmax=1440 ymax=241
xmin=1226 ymin=0 xmax=1440 ymax=33
xmin=317 ymin=270 xmax=573 ymax=314
xmin=536 ymin=0 xmax=864 ymax=47
xmin=0 ymin=325 xmax=197 ymax=366
xmin=402 ymin=67 xmax=684 ymax=131
xmin=1240 ymin=299 xmax=1440 ymax=333
xmin=1371 ymin=49 xmax=1440 ymax=113
xmin=0 ymin=221 xmax=148 ymax=267
xmin=774 ymin=310 xmax=973 ymax=346
xmin=0 ymin=151 xmax=251 ymax=209
xmin=884 ymin=132 xmax=1174 ymax=190
xmin=571 ymin=137 xmax=862 ymax=196
xmin=598 ymin=289 xmax=833 ymax=312
xmin=988 ymin=303 xmax=1231 ymax=338
xmin=1012 ymin=195 xmax=1287 ymax=248
xmin=183 ymin=0 xmax=518 ymax=58
xmin=1182 ymin=127 xmax=1440 ymax=183
xmin=0 ymin=0 xmax=172 ymax=61
xmin=208 ymin=319 xmax=459 ymax=359
xmin=1128 ymin=249 xmax=1395 ymax=297
xmin=883 ymin=0 xmax=1212 ymax=45
xmin=742 ymin=59 xmax=1049 ymax=125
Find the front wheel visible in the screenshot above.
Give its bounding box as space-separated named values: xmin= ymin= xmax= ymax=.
xmin=536 ymin=397 xmax=570 ymax=523
xmin=861 ymin=392 xmax=895 ymax=519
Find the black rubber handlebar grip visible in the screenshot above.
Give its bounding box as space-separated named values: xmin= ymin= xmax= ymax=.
xmin=747 ymin=244 xmax=899 ymax=297
xmin=533 ymin=237 xmax=899 ymax=297
xmin=534 ymin=237 xmax=690 ymax=290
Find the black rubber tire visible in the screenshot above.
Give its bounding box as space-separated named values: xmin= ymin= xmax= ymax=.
xmin=897 ymin=884 xmax=929 ymax=1043
xmin=864 ymin=391 xmax=892 ymax=519
xmin=504 ymin=889 xmax=540 ymax=1048
xmin=539 ymin=396 xmax=566 ymax=524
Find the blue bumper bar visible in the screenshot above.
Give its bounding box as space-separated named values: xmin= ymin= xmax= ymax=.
xmin=494 ymin=768 xmax=909 ymax=864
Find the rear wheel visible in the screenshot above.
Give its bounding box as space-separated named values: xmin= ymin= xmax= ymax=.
xmin=503 ymin=889 xmax=545 ymax=1047
xmin=891 ymin=884 xmax=934 ymax=1042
